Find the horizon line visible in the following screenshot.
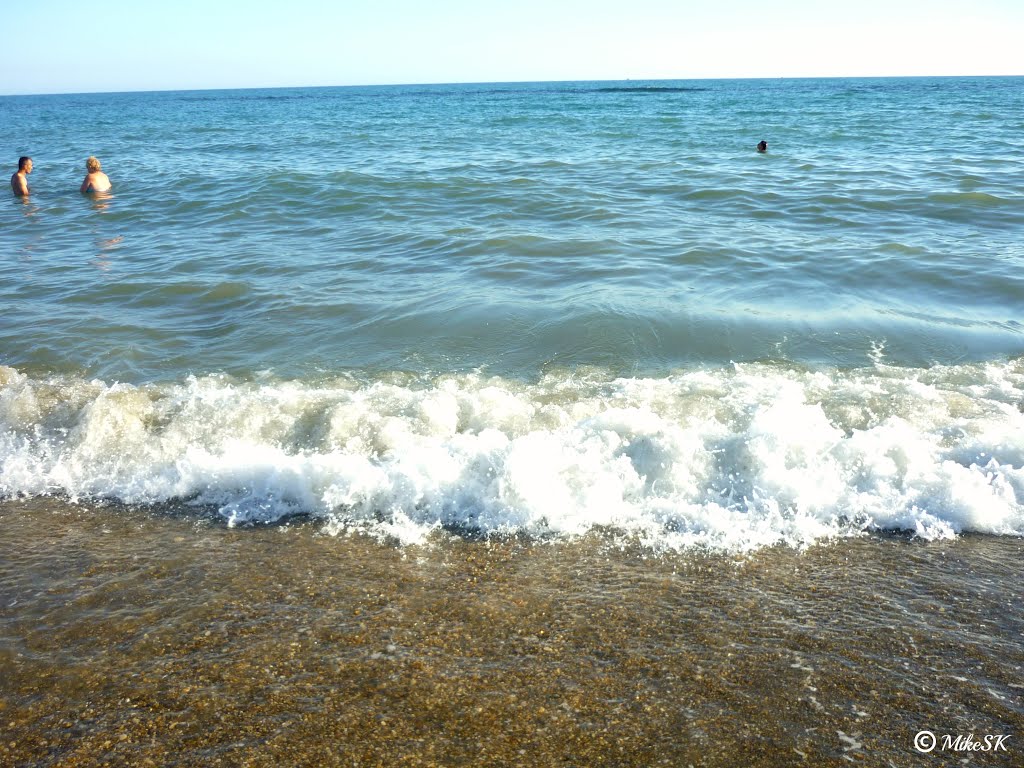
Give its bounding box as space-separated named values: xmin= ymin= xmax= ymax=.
xmin=2 ymin=73 xmax=1021 ymax=99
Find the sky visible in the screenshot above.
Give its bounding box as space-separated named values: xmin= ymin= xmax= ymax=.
xmin=1 ymin=0 xmax=1022 ymax=95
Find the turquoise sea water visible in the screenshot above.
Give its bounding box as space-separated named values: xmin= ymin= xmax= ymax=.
xmin=3 ymin=78 xmax=1024 ymax=768
xmin=2 ymin=77 xmax=1024 ymax=547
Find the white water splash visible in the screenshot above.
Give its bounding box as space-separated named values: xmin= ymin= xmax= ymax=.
xmin=2 ymin=361 xmax=1023 ymax=551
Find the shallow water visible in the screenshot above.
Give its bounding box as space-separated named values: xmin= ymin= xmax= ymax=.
xmin=1 ymin=499 xmax=1021 ymax=766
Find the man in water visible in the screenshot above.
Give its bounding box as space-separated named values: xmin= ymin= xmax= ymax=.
xmin=11 ymin=156 xmax=32 ymax=196
xmin=80 ymin=156 xmax=112 ymax=193
xmin=757 ymin=140 xmax=768 ymax=152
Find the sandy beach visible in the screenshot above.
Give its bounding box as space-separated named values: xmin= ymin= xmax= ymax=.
xmin=2 ymin=498 xmax=1020 ymax=767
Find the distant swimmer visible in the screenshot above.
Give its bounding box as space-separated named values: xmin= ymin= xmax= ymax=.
xmin=756 ymin=140 xmax=768 ymax=153
xmin=80 ymin=156 xmax=112 ymax=193
xmin=11 ymin=156 xmax=32 ymax=196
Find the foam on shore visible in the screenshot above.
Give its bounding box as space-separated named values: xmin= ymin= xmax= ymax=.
xmin=2 ymin=361 xmax=1022 ymax=551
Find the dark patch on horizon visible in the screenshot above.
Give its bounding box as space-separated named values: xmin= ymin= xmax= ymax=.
xmin=595 ymin=86 xmax=710 ymax=93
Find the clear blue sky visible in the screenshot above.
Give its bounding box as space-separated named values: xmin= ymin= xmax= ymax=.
xmin=2 ymin=0 xmax=1021 ymax=95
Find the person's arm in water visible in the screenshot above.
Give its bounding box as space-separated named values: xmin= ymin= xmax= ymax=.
xmin=12 ymin=172 xmax=29 ymax=196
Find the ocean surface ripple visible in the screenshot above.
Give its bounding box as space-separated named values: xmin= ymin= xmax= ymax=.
xmin=2 ymin=77 xmax=1023 ymax=547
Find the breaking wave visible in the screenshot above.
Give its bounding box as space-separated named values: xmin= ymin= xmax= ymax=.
xmin=2 ymin=361 xmax=1022 ymax=551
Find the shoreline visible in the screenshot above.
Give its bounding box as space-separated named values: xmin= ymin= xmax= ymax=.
xmin=2 ymin=498 xmax=1020 ymax=766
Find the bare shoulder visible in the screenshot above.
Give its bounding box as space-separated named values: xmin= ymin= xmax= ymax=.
xmin=82 ymin=171 xmax=112 ymax=193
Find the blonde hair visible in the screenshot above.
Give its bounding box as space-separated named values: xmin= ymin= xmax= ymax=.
xmin=86 ymin=156 xmax=102 ymax=172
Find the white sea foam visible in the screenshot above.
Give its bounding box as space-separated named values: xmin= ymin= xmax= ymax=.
xmin=1 ymin=361 xmax=1022 ymax=551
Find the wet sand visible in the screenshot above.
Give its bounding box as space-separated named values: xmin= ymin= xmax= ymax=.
xmin=1 ymin=498 xmax=1021 ymax=767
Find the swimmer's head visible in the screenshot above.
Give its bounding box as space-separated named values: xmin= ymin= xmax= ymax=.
xmin=86 ymin=156 xmax=102 ymax=172
xmin=18 ymin=156 xmax=32 ymax=171
xmin=756 ymin=141 xmax=767 ymax=152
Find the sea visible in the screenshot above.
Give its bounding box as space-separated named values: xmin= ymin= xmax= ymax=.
xmin=2 ymin=77 xmax=1023 ymax=766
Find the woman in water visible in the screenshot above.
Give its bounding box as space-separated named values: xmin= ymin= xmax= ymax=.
xmin=80 ymin=156 xmax=112 ymax=193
